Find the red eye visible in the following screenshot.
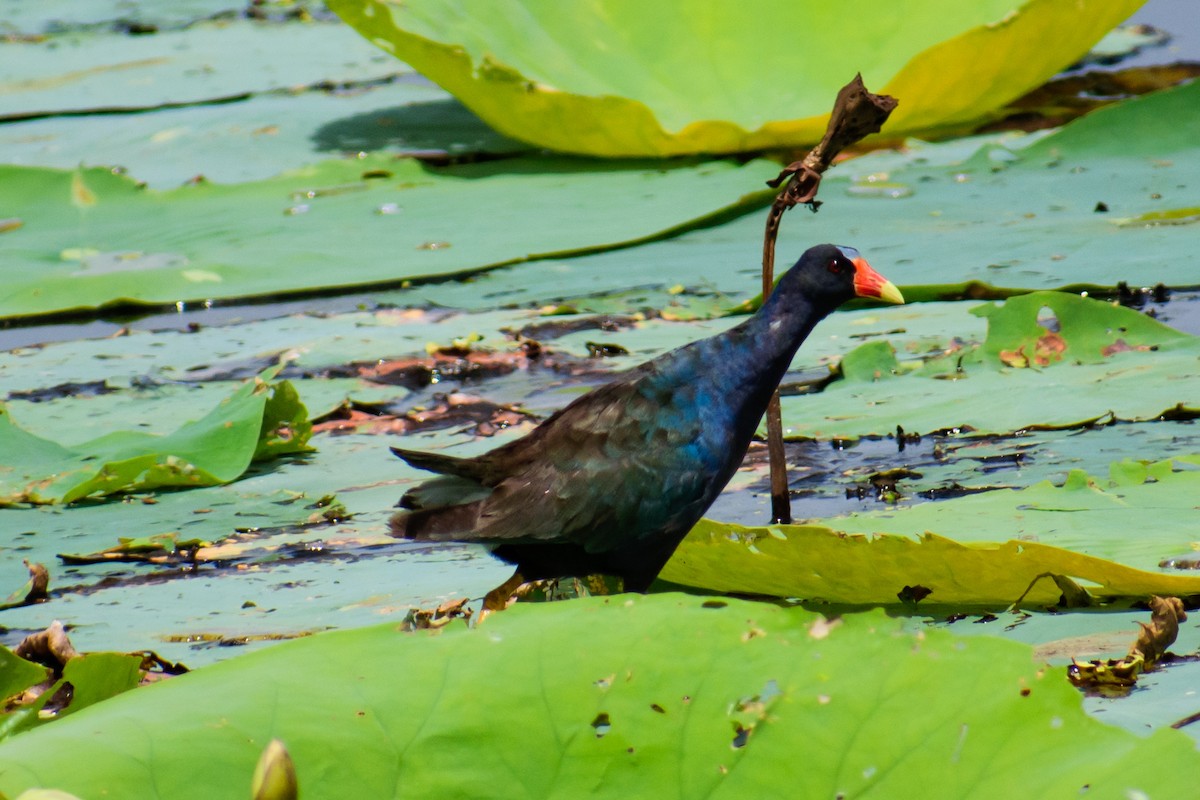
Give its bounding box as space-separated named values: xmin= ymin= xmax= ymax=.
xmin=828 ymin=259 xmax=844 ymax=274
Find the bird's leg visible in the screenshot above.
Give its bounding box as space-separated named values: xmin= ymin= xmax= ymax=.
xmin=478 ymin=571 xmax=526 ymax=621
xmin=477 ymin=572 xmax=628 ymax=623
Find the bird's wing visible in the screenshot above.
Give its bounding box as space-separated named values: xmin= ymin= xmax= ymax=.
xmin=476 ymin=375 xmax=646 ymax=475
xmin=464 ymin=374 xmax=713 ymax=550
xmin=390 ymin=469 xmax=495 ymax=541
xmin=398 ymin=474 xmax=492 ymax=512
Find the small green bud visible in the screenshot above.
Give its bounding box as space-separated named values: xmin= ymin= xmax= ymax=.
xmin=252 ymin=739 xmax=298 ymax=800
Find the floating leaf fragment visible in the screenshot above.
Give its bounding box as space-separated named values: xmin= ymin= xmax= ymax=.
xmin=0 ymin=371 xmax=312 ymax=505
xmin=1112 ymin=207 xmax=1200 ymax=227
xmin=1 ymin=623 xmax=142 ymax=742
xmin=0 ymin=562 xmax=49 ymax=612
xmin=57 ymin=534 xmax=208 ymax=566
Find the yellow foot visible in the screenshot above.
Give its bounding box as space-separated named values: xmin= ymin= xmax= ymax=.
xmin=513 ymin=578 xmax=562 ymax=601
xmin=475 ymin=573 xmax=626 ymax=623
xmin=477 ymin=571 xmax=526 ymax=623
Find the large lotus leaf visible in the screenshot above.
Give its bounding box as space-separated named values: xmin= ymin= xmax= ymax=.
xmin=668 ymin=455 xmax=1200 ymax=603
xmin=0 ymin=373 xmax=311 ymax=505
xmin=0 ymin=156 xmax=776 ymax=321
xmin=1 ymin=597 xmax=1198 ymax=799
xmin=329 ymin=0 xmax=1145 ymax=156
xmin=777 ymin=291 xmax=1200 ymax=439
xmin=663 ymin=514 xmax=1200 ymax=606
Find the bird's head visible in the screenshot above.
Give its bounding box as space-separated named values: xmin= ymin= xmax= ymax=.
xmin=783 ymin=244 xmax=904 ymax=309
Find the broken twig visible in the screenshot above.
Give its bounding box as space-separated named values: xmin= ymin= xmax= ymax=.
xmin=762 ymin=74 xmax=897 ymax=523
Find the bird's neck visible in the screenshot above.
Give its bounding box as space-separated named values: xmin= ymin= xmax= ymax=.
xmin=721 ymin=288 xmax=825 ymax=393
xmin=656 ymin=286 xmax=829 ymax=452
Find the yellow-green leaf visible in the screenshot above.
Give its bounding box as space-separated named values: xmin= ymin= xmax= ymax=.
xmin=664 ymin=519 xmax=1200 ymax=605
xmin=330 ymin=0 xmax=1145 ymax=156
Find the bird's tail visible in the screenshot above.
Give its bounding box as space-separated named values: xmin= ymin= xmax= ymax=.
xmin=390 ymin=446 xmax=491 ymax=481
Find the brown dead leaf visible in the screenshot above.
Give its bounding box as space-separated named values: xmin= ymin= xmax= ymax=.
xmin=0 ymin=560 xmax=49 ymax=610
xmin=362 ymin=348 xmax=530 ymax=389
xmin=1032 ymin=332 xmax=1066 ymax=366
xmin=401 ymin=597 xmax=473 ymax=631
xmin=14 ymin=620 xmax=78 ymax=669
xmin=1067 ymin=595 xmax=1187 ymax=692
xmin=1101 ymin=338 xmax=1153 ymax=358
xmin=312 ymin=393 xmax=536 ymax=437
xmin=1130 ymin=595 xmax=1187 ymax=664
xmin=999 ymin=331 xmax=1067 ymax=369
xmin=999 ymin=345 xmax=1029 ymax=368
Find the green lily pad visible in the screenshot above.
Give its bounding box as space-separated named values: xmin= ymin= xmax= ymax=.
xmin=0 ymin=156 xmax=776 ymax=321
xmin=6 ymin=83 xmax=1198 ymax=327
xmin=970 ymin=290 xmax=1191 ymax=364
xmin=1 ymin=597 xmax=1198 ymax=799
xmin=0 ymin=372 xmax=311 ymax=505
xmin=0 ymin=420 xmax=517 ymax=664
xmin=777 ymin=291 xmax=1200 ymax=439
xmin=0 ymin=651 xmax=142 ymax=742
xmin=1 ymin=17 xmax=401 ymax=119
xmin=0 ymin=80 xmax=522 ymax=189
xmin=329 ymin=0 xmax=1144 ymax=156
xmin=452 ymin=79 xmax=1200 ymax=315
xmin=0 ymin=648 xmax=46 ymax=702
xmin=820 ymin=458 xmax=1200 ymax=573
xmin=2 ymin=0 xmax=257 ymax=33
